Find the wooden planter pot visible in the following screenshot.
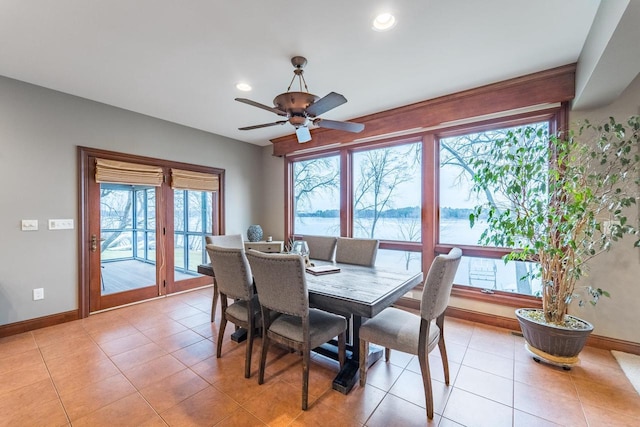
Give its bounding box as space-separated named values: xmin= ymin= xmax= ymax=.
xmin=515 ymin=308 xmax=594 ymax=369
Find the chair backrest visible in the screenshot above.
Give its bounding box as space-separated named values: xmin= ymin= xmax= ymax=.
xmin=301 ymin=235 xmax=337 ymax=261
xmin=420 ymin=248 xmax=462 ymax=321
xmin=245 ymin=250 xmax=308 ymax=318
xmin=205 ymin=234 xmax=244 ymax=249
xmin=205 ymin=245 xmax=253 ymax=301
xmin=335 ymin=237 xmax=379 ymax=267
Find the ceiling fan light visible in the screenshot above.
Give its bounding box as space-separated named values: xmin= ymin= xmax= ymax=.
xmin=296 ymin=126 xmax=311 ymax=143
xmin=372 ymin=13 xmax=396 ymax=31
xmin=235 ymin=82 xmax=252 ymax=91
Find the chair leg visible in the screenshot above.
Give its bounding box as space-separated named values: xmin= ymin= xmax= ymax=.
xmin=258 ymin=333 xmax=269 ymax=385
xmin=244 ymin=320 xmax=254 ymax=378
xmin=216 ymin=315 xmax=227 ymax=358
xmin=210 ymin=282 xmax=219 ymax=323
xmin=359 ymin=339 xmax=368 ymax=386
xmin=438 ymin=336 xmax=450 ymax=385
xmin=418 ymin=346 xmax=434 ymax=419
xmin=302 ymin=345 xmax=310 ymax=410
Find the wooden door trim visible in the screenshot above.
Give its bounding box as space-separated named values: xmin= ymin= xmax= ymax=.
xmin=77 ymin=147 xmax=224 ymax=317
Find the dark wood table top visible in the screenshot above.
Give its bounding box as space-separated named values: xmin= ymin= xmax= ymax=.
xmin=198 ymin=260 xmax=422 ymax=319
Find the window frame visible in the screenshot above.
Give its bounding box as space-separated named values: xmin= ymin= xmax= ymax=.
xmin=173 ymin=189 xmax=213 ymax=274
xmin=285 ymin=106 xmax=568 ymax=308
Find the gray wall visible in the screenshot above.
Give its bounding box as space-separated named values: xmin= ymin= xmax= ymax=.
xmin=0 ymin=75 xmax=263 ymax=325
xmin=259 ymin=145 xmax=286 ymax=244
xmin=567 ymin=73 xmax=640 ymax=342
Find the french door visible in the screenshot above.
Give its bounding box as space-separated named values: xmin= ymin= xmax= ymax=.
xmin=79 ymin=147 xmax=223 ymax=315
xmin=97 ymin=184 xmax=161 ymax=307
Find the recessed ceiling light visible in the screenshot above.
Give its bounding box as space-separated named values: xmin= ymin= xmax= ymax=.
xmin=372 ymin=13 xmax=396 ymax=31
xmin=236 ymin=82 xmax=252 ymax=91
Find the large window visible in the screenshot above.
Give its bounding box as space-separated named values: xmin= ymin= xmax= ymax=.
xmin=438 ymin=122 xmax=547 ymax=296
xmin=353 ymin=143 xmax=422 ymax=241
xmin=353 ymin=143 xmax=422 ymax=273
xmin=287 ymin=115 xmax=560 ymax=300
xmin=291 ymin=141 xmax=423 ymax=274
xmin=293 ymin=155 xmax=340 ymax=236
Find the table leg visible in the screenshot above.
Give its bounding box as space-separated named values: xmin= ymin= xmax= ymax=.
xmin=331 ymin=315 xmax=383 ymax=394
xmin=230 ymin=328 xmax=247 ymax=343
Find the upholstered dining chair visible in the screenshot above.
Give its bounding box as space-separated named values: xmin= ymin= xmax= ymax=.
xmin=205 ymin=245 xmax=257 ymax=378
xmin=358 ymin=247 xmax=462 ymax=419
xmin=245 ymin=250 xmax=347 ymax=410
xmin=205 ymin=234 xmax=244 ymax=248
xmin=300 ymin=235 xmax=338 ymax=261
xmin=335 ymin=237 xmax=379 ymax=267
xmin=205 ymin=234 xmax=244 ymax=322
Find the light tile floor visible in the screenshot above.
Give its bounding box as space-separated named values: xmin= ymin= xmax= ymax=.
xmin=1 ymin=287 xmax=639 ymax=426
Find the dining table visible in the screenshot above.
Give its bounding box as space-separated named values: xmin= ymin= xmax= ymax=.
xmin=197 ymin=259 xmax=423 ymax=394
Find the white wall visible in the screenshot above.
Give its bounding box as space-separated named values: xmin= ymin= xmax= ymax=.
xmin=0 ymin=75 xmax=263 ymax=326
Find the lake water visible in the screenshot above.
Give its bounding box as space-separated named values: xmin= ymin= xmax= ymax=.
xmin=295 ymin=217 xmax=486 ymax=245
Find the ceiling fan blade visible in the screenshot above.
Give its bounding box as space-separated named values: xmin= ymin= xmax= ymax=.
xmin=296 ymin=126 xmax=312 ymax=143
xmin=314 ymin=119 xmax=365 ymax=133
xmin=238 ymin=120 xmax=287 ymax=130
xmin=235 ymin=98 xmax=287 ymax=116
xmin=305 ymin=92 xmax=347 ymax=117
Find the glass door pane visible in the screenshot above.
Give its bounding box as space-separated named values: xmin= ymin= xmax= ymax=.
xmin=100 ymin=184 xmax=157 ymax=295
xmin=173 ymin=190 xmax=212 ymax=282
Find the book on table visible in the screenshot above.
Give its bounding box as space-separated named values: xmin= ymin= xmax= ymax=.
xmin=305 ymin=265 xmax=341 ymax=275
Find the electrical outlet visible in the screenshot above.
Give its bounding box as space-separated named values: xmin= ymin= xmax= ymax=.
xmin=33 ymin=288 xmax=44 ymax=300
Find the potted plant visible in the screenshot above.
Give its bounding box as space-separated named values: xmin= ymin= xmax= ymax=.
xmin=469 ymin=116 xmax=640 ymax=367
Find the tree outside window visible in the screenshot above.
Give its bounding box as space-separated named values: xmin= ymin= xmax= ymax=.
xmin=293 ymin=155 xmax=340 ymax=236
xmin=439 ymin=123 xmax=547 ymax=296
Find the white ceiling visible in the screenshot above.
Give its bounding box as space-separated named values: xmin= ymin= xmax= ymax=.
xmin=1 ymin=1 xmax=637 ymax=147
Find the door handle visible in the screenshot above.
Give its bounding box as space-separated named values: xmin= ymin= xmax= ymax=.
xmin=91 ymin=234 xmax=98 ymax=252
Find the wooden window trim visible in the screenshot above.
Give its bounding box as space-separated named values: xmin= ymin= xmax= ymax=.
xmin=272 ymin=64 xmax=575 ymax=157
xmin=451 ymin=286 xmax=543 ymax=309
xmin=283 ymin=66 xmax=574 ymax=309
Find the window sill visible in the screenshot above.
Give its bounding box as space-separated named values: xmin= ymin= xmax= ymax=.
xmin=450 ymin=286 xmax=542 ymax=308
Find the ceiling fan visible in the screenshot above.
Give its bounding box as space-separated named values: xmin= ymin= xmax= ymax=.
xmin=235 ymin=56 xmax=365 ymax=143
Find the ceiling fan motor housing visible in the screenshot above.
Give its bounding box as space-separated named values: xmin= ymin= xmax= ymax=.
xmin=273 ymin=92 xmax=319 ymax=116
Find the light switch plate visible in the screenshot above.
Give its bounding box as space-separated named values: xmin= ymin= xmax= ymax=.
xmin=21 ymin=219 xmax=38 ymax=231
xmin=48 ymin=219 xmax=74 ymax=230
